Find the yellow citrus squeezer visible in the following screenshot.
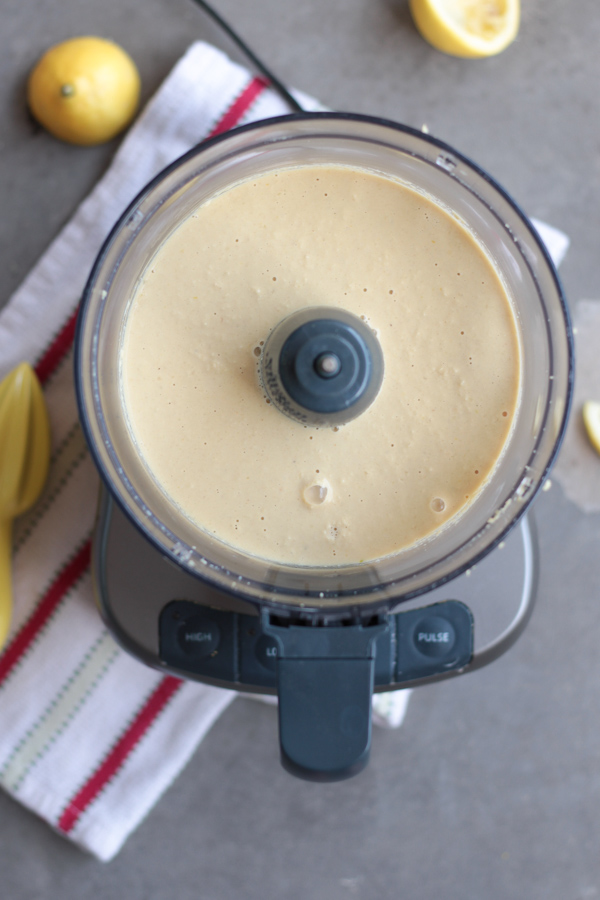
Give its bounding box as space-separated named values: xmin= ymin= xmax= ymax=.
xmin=0 ymin=363 xmax=51 ymax=649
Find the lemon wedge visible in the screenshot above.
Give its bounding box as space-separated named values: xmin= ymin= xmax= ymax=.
xmin=583 ymin=401 xmax=600 ymax=456
xmin=409 ymin=0 xmax=520 ymax=58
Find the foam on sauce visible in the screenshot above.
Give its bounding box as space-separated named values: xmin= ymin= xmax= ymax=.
xmin=121 ymin=165 xmax=521 ymax=566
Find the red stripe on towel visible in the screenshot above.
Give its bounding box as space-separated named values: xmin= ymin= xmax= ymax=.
xmin=206 ymin=76 xmax=268 ymax=138
xmin=0 ymin=540 xmax=92 ymax=685
xmin=57 ymin=675 xmax=183 ymax=834
xmin=34 ymin=308 xmax=79 ymax=385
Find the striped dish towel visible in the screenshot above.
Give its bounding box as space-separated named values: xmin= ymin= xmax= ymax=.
xmin=0 ymin=41 xmax=326 ymax=863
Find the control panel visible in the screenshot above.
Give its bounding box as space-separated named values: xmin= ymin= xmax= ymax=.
xmin=158 ymin=598 xmax=473 ymax=691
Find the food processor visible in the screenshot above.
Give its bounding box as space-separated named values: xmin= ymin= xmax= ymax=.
xmin=75 ymin=114 xmax=573 ymax=781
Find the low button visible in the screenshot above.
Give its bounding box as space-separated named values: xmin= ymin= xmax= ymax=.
xmin=412 ymin=615 xmax=456 ymax=659
xmin=255 ymin=635 xmax=279 ymax=671
xmin=177 ymin=616 xmax=220 ymax=658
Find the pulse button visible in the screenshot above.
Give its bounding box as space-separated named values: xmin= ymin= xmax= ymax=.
xmin=177 ymin=616 xmax=220 ymax=657
xmin=395 ymin=600 xmax=473 ymax=684
xmin=412 ymin=615 xmax=456 ymax=659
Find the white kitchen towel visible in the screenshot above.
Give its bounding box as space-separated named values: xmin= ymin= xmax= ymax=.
xmin=0 ymin=40 xmax=568 ymax=863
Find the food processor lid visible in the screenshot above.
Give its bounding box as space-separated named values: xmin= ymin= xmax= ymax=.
xmin=75 ymin=112 xmax=574 ymax=614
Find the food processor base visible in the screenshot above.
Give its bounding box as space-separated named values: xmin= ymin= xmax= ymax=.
xmin=92 ymin=486 xmax=538 ymax=695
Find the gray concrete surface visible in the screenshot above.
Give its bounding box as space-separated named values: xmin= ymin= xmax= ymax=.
xmin=1 ymin=0 xmax=600 ymax=897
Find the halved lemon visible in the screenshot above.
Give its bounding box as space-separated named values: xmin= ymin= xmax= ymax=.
xmin=583 ymin=401 xmax=600 ymax=456
xmin=409 ymin=0 xmax=520 ymax=59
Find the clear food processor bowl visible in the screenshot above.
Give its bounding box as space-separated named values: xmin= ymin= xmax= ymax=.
xmin=75 ymin=113 xmax=574 ymax=615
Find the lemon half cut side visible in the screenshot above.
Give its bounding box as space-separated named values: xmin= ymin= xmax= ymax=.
xmin=409 ymin=0 xmax=520 ymax=59
xmin=583 ymin=401 xmax=600 ymax=457
xmin=27 ymin=36 xmax=141 ymax=146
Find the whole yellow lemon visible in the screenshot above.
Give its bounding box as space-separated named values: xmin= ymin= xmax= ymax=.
xmin=27 ymin=36 xmax=141 ymax=146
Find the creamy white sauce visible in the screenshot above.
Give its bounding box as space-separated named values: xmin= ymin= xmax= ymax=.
xmin=121 ymin=164 xmax=521 ymax=566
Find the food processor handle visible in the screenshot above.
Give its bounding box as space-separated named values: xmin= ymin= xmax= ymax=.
xmin=263 ymin=615 xmax=388 ymax=781
xmin=277 ymin=656 xmax=376 ymax=781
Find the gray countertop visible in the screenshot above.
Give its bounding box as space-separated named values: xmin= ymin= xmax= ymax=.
xmin=2 ymin=1 xmax=600 ymax=897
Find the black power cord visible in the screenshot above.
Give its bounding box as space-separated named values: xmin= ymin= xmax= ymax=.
xmin=189 ymin=0 xmax=306 ymax=113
